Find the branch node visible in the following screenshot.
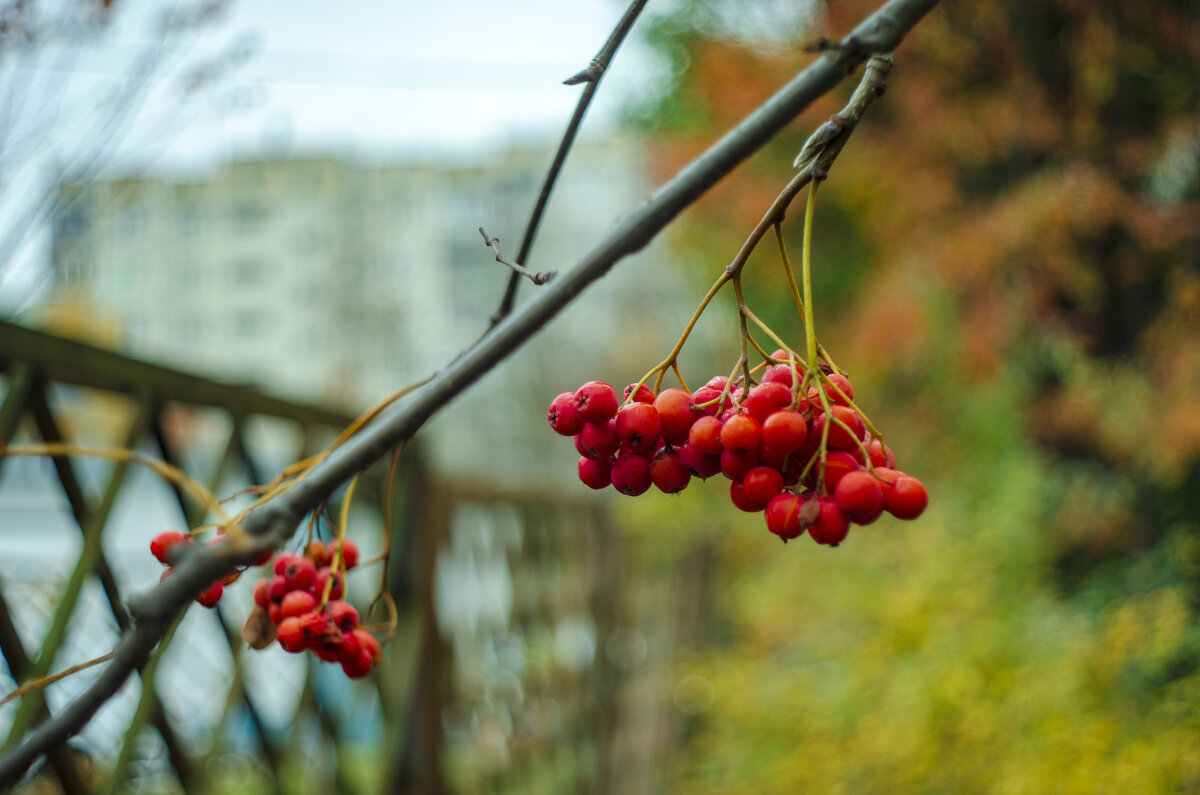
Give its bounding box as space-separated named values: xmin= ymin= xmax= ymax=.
xmin=479 ymin=227 xmax=557 ymax=287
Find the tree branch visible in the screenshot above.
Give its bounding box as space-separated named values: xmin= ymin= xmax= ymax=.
xmin=0 ymin=0 xmax=941 ymax=784
xmin=489 ymin=0 xmax=650 ymax=327
xmin=479 ymin=227 xmax=555 ymax=286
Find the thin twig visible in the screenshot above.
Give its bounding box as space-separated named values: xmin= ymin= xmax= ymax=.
xmin=0 ymin=0 xmax=941 ymax=784
xmin=0 ymin=653 xmax=116 ymax=709
xmin=490 ymin=0 xmax=650 ymax=326
xmin=479 ymin=228 xmax=555 ymax=286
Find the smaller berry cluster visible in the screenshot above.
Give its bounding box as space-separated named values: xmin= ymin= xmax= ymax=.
xmin=547 ymin=365 xmax=927 ymax=546
xmin=250 ymin=540 xmax=381 ymax=679
xmin=149 ymin=529 xmax=268 ymax=608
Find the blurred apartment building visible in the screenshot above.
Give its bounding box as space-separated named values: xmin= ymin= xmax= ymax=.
xmin=46 ymin=137 xmax=690 ymax=485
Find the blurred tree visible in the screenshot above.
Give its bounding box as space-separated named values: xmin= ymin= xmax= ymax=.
xmin=0 ymin=0 xmax=255 ymax=313
xmin=626 ymin=0 xmax=1200 ymax=790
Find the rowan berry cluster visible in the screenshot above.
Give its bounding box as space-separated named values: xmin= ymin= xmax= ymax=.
xmin=249 ymin=539 xmax=381 ymax=679
xmin=547 ymin=357 xmax=927 ymax=546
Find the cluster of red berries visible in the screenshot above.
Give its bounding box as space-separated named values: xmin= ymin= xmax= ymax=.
xmin=547 ymin=365 xmax=927 ymax=546
xmin=250 ymin=539 xmax=381 ymax=679
xmin=149 ymin=529 xmax=263 ymax=608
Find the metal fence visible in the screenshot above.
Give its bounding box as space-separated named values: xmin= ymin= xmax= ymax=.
xmin=0 ymin=321 xmax=702 ymax=794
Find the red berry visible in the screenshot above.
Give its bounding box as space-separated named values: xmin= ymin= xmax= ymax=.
xmin=730 ymin=481 xmax=768 ymax=512
xmin=691 ymin=385 xmax=725 ymax=417
xmin=315 ymin=566 xmax=345 ymax=600
xmin=824 ymin=374 xmax=855 ymax=405
xmin=719 ymin=449 xmax=758 ymax=482
xmin=610 ymin=453 xmax=652 ymax=496
xmin=548 ymin=392 xmax=585 ymax=436
xmin=742 ymin=466 xmax=784 ymax=505
xmin=267 ymin=574 xmax=289 ymax=604
xmin=268 ymin=603 xmax=283 ymax=625
xmin=196 ymin=581 xmax=223 ymax=608
xmin=276 ymin=617 xmax=306 ymax=652
xmin=866 ymin=438 xmax=897 ymax=469
xmin=282 ymin=556 xmax=317 ymax=592
xmin=354 ymin=628 xmax=382 ymax=663
xmin=761 ymin=410 xmax=808 ymax=454
xmin=835 ymin=471 xmax=884 ymax=519
xmin=885 ymin=476 xmax=928 ymax=520
xmin=765 ymin=494 xmax=805 ymax=540
xmin=688 ymin=415 xmax=724 ymax=456
xmin=574 ymin=381 xmax=619 ymax=423
xmin=815 ymin=450 xmax=860 ymax=492
xmin=332 ymin=538 xmax=360 ymax=569
xmin=281 ymin=590 xmax=317 ymax=619
xmin=743 ymin=382 xmax=792 ymax=423
xmin=150 ymin=531 xmax=191 ymax=565
xmin=808 ymin=497 xmax=850 ymax=546
xmin=824 ymin=405 xmax=866 ymax=451
xmin=720 ymin=414 xmax=762 ymax=456
xmin=654 ymin=388 xmax=697 ymax=444
xmin=616 ymin=403 xmax=661 ymax=453
xmin=578 ymin=456 xmax=614 ymax=489
xmin=761 ymin=364 xmax=798 ymax=389
xmin=327 ymin=600 xmax=359 ymax=631
xmin=307 ymin=540 xmax=332 ymax=568
xmin=297 ymin=611 xmax=333 ymax=643
xmin=650 ymin=450 xmax=691 ymax=494
xmin=341 ymin=649 xmax=375 ymax=679
xmin=677 ymin=443 xmax=722 ymax=479
xmin=253 ymin=578 xmax=271 ymax=609
xmin=624 ymin=383 xmax=656 ymax=404
xmin=706 ymin=376 xmax=730 ymax=390
xmin=579 ymin=420 xmax=620 ymax=458
xmin=273 ymin=553 xmax=299 ymax=576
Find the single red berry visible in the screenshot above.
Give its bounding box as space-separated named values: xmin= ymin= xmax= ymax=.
xmin=719 ymin=449 xmax=758 ymax=482
xmin=654 ymin=388 xmax=697 ymax=444
xmin=281 ymin=590 xmax=317 ymax=619
xmin=688 ymin=415 xmax=724 ymax=456
xmin=327 ymin=600 xmax=359 ymax=632
xmin=835 ymin=471 xmax=885 ymax=521
xmin=610 ymin=453 xmax=652 ymax=496
xmin=812 ymin=450 xmax=860 ymax=492
xmin=273 ymin=553 xmax=299 ymax=576
xmin=268 ymin=603 xmax=283 ymax=625
xmin=578 ymin=456 xmax=614 ymax=489
xmin=677 ymin=442 xmax=722 ymax=479
xmin=616 ymin=403 xmax=661 ymax=453
xmin=150 ymin=531 xmax=191 ymax=565
xmin=706 ymin=375 xmax=730 ymax=390
xmin=761 ymin=364 xmax=798 ymax=389
xmin=196 ymin=581 xmax=223 ymax=608
xmin=885 ymin=476 xmax=928 ymax=520
xmin=650 ymin=449 xmax=691 ymax=494
xmin=825 ymin=405 xmax=866 ymax=451
xmin=282 ymin=556 xmax=317 ymax=592
xmin=624 ymin=383 xmax=655 ymax=404
xmin=315 ymin=566 xmax=345 ymax=600
xmin=253 ymin=578 xmax=271 ymax=609
xmin=866 ymin=438 xmax=897 ymax=469
xmin=764 ymin=493 xmax=805 ymax=540
xmin=267 ymin=574 xmax=289 ymax=604
xmin=276 ymin=617 xmax=306 ymax=652
xmin=354 ymin=628 xmax=382 ymax=663
xmin=579 ymin=420 xmax=620 ymax=458
xmin=548 ymin=392 xmax=585 ymax=436
xmin=808 ymin=497 xmax=850 ymax=546
xmin=720 ymin=413 xmax=762 ymax=456
xmin=742 ymin=466 xmax=784 ymax=505
xmin=761 ymin=410 xmax=808 ymax=454
xmin=824 ymin=374 xmax=855 ymax=405
xmin=691 ymin=385 xmax=725 ymax=418
xmin=297 ymin=610 xmax=332 ymax=643
xmin=307 ymin=540 xmax=333 ymax=568
xmin=743 ymin=382 xmax=792 ymax=423
xmin=332 ymin=538 xmax=360 ymax=569
xmin=730 ymin=481 xmax=768 ymax=513
xmin=574 ymin=381 xmax=619 ymax=423
xmin=341 ymin=649 xmax=375 ymax=679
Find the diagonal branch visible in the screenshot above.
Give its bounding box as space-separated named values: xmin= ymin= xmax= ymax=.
xmin=489 ymin=0 xmax=650 ymax=326
xmin=0 ymin=0 xmax=942 ymax=784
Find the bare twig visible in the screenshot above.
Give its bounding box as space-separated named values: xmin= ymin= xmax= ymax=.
xmin=479 ymin=228 xmax=555 ymax=286
xmin=0 ymin=0 xmax=941 ymax=784
xmin=490 ymin=0 xmax=650 ymax=326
